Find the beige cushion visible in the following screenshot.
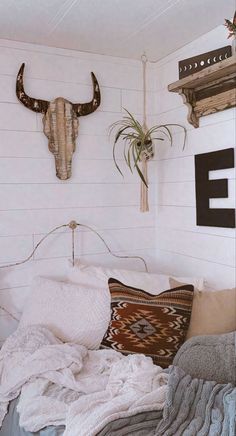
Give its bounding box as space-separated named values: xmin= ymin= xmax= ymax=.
xmin=169 ymin=278 xmax=236 ymax=339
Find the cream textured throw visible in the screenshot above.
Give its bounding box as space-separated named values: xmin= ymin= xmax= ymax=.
xmin=0 ymin=325 xmax=168 ymax=436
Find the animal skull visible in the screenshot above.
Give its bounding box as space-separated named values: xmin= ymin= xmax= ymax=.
xmin=16 ymin=63 xmax=101 ymax=180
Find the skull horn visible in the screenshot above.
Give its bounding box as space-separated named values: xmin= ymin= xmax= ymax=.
xmin=16 ymin=63 xmax=49 ymax=113
xmin=73 ymin=72 xmax=101 ymax=116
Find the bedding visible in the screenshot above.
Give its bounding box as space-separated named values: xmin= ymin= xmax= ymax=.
xmin=0 ymin=398 xmax=162 ymax=436
xmin=68 ymin=260 xmax=204 ymax=293
xmin=0 ymin=325 xmax=168 ymax=436
xmin=19 ymin=275 xmax=111 ymax=348
xmin=6 ymin=369 xmax=236 ymax=436
xmin=0 ymin=398 xmax=65 ymax=435
xmin=170 ymin=278 xmax=236 ymax=339
xmin=101 ymin=279 xmax=194 ymax=368
xmin=173 ymin=332 xmax=236 ymax=384
xmin=1 ymin=327 xmax=235 ymax=436
xmin=155 ymin=365 xmax=236 ymax=436
xmin=96 ymin=410 xmax=163 ymax=435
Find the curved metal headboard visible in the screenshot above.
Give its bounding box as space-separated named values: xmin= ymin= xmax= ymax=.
xmin=0 ymin=221 xmax=148 ymax=272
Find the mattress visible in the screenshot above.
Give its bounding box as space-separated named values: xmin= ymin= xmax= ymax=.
xmin=0 ymin=398 xmax=162 ymax=436
xmin=0 ymin=398 xmax=64 ymax=436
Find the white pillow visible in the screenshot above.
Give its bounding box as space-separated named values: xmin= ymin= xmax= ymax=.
xmin=68 ymin=261 xmax=204 ymax=294
xmin=19 ymin=275 xmax=111 ymax=349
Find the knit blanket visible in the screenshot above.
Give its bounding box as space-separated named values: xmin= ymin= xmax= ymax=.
xmin=155 ymin=365 xmax=236 ymax=436
xmin=0 ymin=325 xmax=168 ymax=436
xmin=173 ymin=332 xmax=236 ymax=385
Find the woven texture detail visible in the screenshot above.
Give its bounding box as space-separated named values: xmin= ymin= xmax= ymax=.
xmin=101 ymin=279 xmax=194 ymax=368
xmin=19 ymin=275 xmax=110 ymax=349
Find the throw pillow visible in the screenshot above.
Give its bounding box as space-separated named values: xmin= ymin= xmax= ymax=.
xmin=68 ymin=260 xmax=204 ymax=294
xmin=169 ymin=278 xmax=236 ymax=339
xmin=101 ymin=278 xmax=194 ymax=368
xmin=19 ymin=275 xmax=111 ymax=349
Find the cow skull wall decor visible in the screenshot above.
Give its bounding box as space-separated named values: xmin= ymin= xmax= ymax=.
xmin=16 ymin=63 xmax=101 ymax=180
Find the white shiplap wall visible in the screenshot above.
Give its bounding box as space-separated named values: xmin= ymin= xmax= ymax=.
xmin=0 ymin=25 xmax=235 ymax=345
xmin=153 ymin=26 xmax=236 ymax=290
xmin=0 ymin=39 xmax=157 ymax=345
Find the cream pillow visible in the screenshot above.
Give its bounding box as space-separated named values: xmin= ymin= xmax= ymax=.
xmin=19 ymin=275 xmax=111 ymax=349
xmin=169 ymin=278 xmax=236 ymax=339
xmin=68 ymin=261 xmax=204 ymax=295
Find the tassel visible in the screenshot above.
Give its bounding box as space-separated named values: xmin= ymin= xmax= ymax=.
xmin=140 ymin=155 xmax=149 ymax=212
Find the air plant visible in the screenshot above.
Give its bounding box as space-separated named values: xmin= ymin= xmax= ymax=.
xmin=109 ymin=109 xmax=186 ymax=187
xmin=224 ymin=11 xmax=236 ymax=39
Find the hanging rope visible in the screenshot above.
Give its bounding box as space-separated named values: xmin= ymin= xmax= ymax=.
xmin=142 ymin=53 xmax=148 ymax=132
xmin=140 ymin=53 xmax=153 ymax=213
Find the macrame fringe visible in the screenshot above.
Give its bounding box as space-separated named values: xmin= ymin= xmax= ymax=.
xmin=140 ymin=156 xmax=149 ymax=212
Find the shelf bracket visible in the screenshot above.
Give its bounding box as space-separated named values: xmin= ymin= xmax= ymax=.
xmin=180 ymin=88 xmax=199 ymax=128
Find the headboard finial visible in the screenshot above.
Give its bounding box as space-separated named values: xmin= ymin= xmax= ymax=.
xmin=69 ymin=220 xmax=78 ymax=230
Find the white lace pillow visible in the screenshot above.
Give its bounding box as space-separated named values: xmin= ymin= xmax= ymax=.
xmin=68 ymin=261 xmax=204 ymax=295
xmin=19 ymin=275 xmax=111 ymax=349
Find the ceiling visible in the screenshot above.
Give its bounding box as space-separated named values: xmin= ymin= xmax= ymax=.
xmin=0 ymin=0 xmax=234 ymax=61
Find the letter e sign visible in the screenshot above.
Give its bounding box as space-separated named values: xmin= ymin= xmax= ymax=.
xmin=195 ymin=148 xmax=235 ymax=228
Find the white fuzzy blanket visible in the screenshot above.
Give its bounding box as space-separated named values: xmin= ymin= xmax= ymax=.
xmin=0 ymin=325 xmax=168 ymax=436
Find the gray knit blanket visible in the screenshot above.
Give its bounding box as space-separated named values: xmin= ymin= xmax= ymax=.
xmin=173 ymin=332 xmax=236 ymax=385
xmin=154 ymin=365 xmax=236 ymax=436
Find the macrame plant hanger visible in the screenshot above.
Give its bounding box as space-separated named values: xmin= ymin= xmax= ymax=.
xmin=140 ymin=53 xmax=154 ymax=212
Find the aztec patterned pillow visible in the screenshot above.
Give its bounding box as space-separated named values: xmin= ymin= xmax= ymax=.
xmin=101 ymin=278 xmax=194 ymax=368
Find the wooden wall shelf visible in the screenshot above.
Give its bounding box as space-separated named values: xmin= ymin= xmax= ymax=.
xmin=168 ymin=55 xmax=236 ymax=128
